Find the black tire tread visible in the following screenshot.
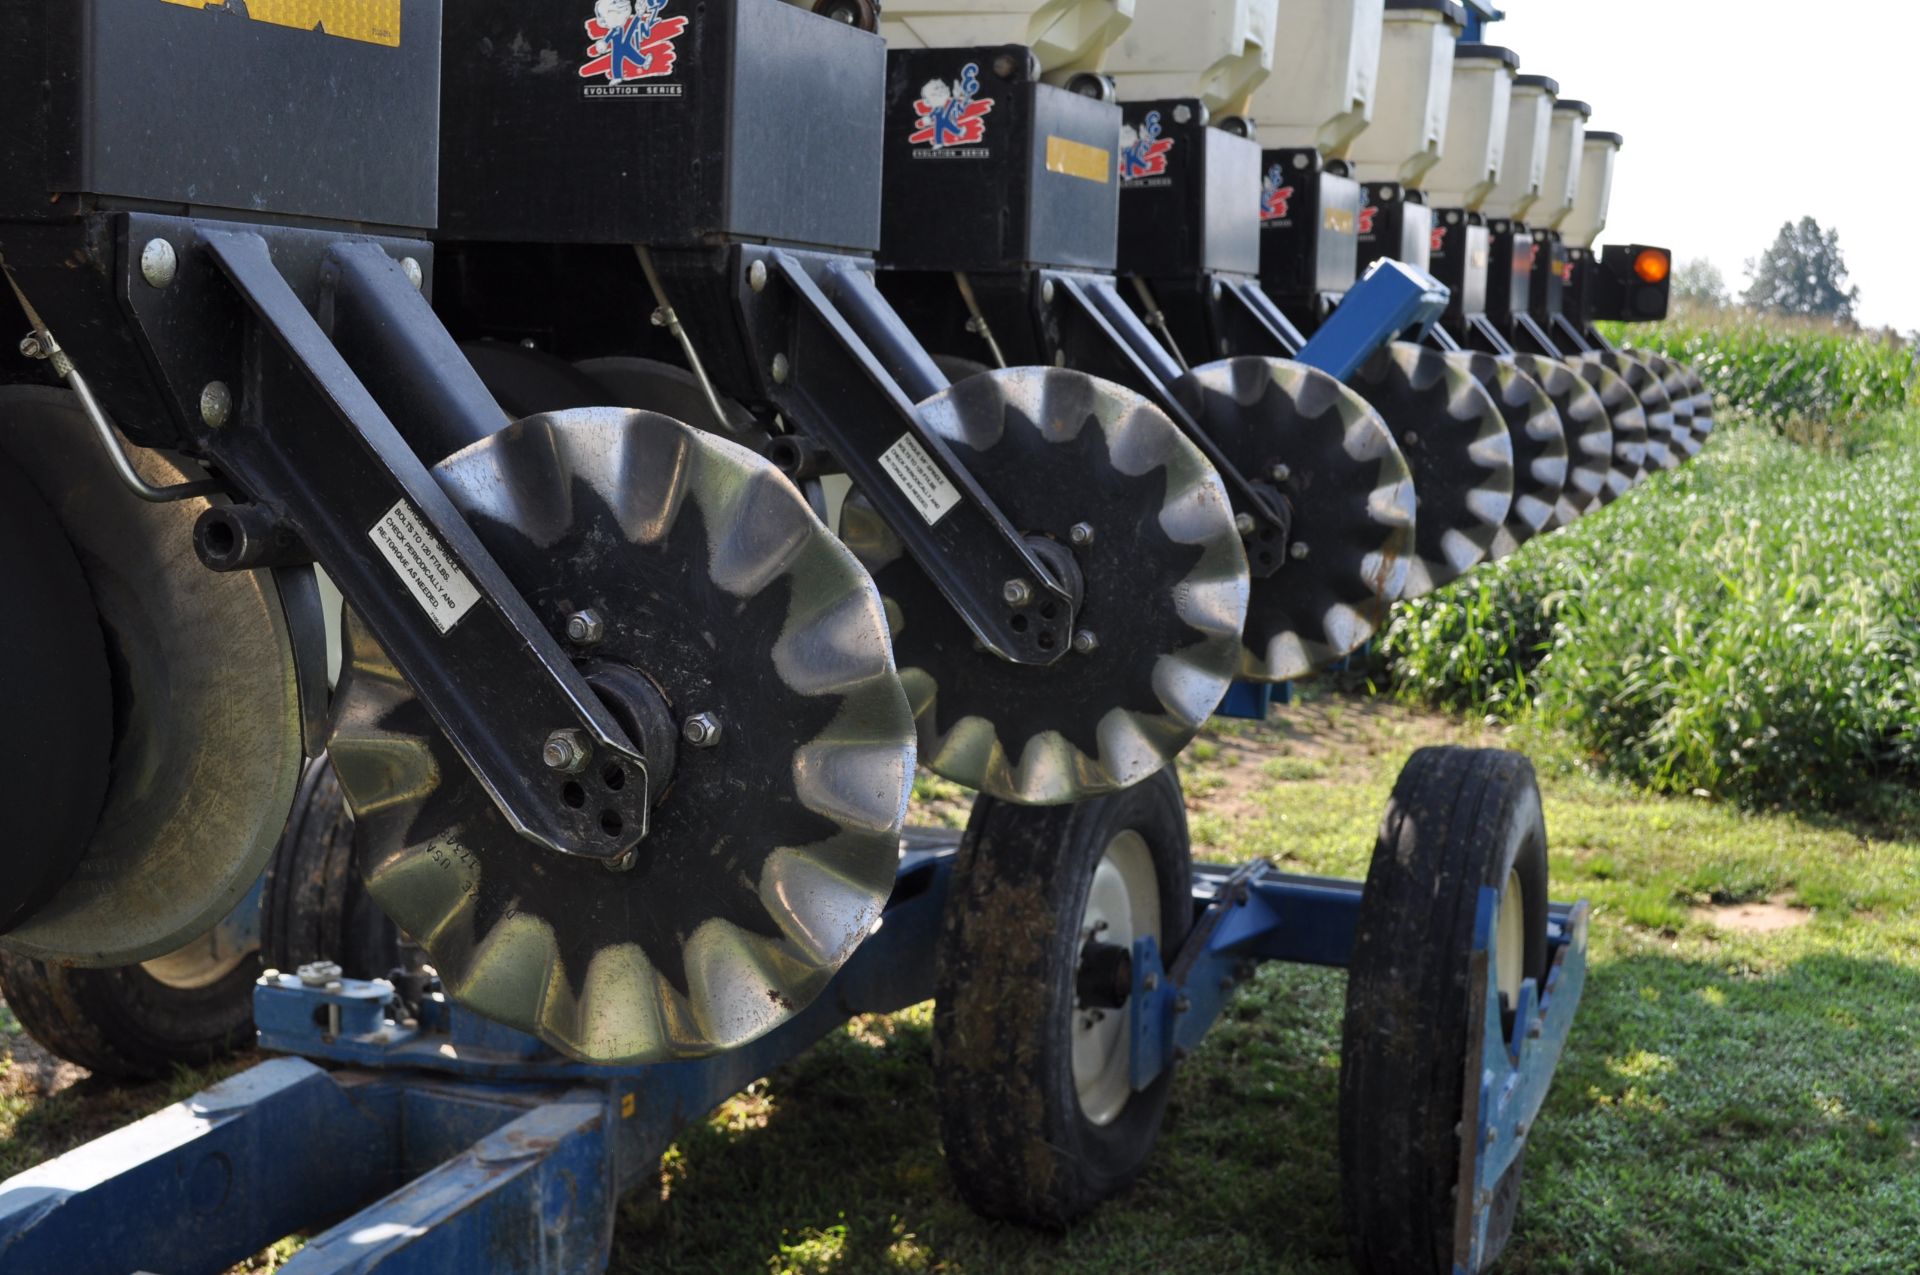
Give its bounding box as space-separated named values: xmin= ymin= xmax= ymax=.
xmin=934 ymin=768 xmax=1192 ymax=1227
xmin=1339 ymin=746 xmax=1548 ymax=1275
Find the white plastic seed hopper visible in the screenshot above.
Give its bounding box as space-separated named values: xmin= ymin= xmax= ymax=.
xmin=1239 ymin=0 xmax=1385 ymax=156
xmin=1101 ymin=0 xmax=1281 ymax=116
xmin=1345 ymin=0 xmax=1465 ymax=188
xmin=1560 ymin=128 xmax=1620 ymax=248
xmin=877 ymin=0 xmax=1134 ymax=82
xmin=1421 ymin=43 xmax=1516 ymax=211
xmin=1482 ymin=73 xmax=1557 ymax=222
xmin=1534 ymin=96 xmax=1590 ymax=230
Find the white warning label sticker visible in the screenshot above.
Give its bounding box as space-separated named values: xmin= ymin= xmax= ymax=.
xmin=878 ymin=433 xmax=962 ymax=526
xmin=369 ymin=500 xmax=482 ymax=634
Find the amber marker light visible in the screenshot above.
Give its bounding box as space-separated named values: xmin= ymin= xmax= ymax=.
xmin=1633 ymin=248 xmax=1670 ymax=284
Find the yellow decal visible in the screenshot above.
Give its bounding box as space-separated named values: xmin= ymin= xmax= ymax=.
xmin=620 ymin=1092 xmax=636 ymax=1118
xmin=1322 ymin=208 xmax=1355 ymax=234
xmin=1046 ymin=137 xmax=1111 ymax=185
xmin=158 ymin=0 xmax=402 ymax=48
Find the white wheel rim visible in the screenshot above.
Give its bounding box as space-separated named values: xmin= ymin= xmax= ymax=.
xmin=141 ymin=926 xmax=254 ymax=991
xmin=1495 ymin=868 xmax=1525 ymax=1012
xmin=1072 ymin=830 xmax=1161 ymax=1127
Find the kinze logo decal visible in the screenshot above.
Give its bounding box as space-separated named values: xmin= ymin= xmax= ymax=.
xmin=1121 ymin=112 xmax=1175 ymax=184
xmin=909 ymin=63 xmax=996 ymax=156
xmin=1260 ymin=164 xmax=1295 ymax=221
xmin=580 ymin=0 xmax=688 ymax=98
xmin=1357 ymin=205 xmax=1378 ymax=235
xmin=158 ymin=0 xmax=401 ymax=48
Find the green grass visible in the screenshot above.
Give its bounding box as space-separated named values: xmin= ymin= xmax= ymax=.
xmin=4 ymin=694 xmax=1917 ymax=1272
xmin=1378 ymin=411 xmax=1920 ymax=816
xmin=1600 ymin=305 xmax=1918 ymax=437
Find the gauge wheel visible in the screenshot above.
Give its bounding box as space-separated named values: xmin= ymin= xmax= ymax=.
xmin=933 ymin=766 xmax=1193 ymax=1225
xmin=1340 ymin=746 xmax=1550 ymax=1273
xmin=0 ymin=924 xmax=260 ymax=1080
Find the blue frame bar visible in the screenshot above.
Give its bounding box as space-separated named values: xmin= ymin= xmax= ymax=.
xmin=0 ymin=843 xmax=1587 ymax=1275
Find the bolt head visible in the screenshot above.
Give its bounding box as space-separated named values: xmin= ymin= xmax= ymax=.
xmin=1068 ymin=521 xmax=1095 ymax=547
xmin=1172 ymin=104 xmax=1193 ymax=125
xmin=1001 ymin=578 xmax=1034 ymax=608
xmin=605 ymin=849 xmax=639 ymax=873
xmin=564 ymin=609 xmax=605 ymax=645
xmin=17 ymin=334 xmax=45 ymax=360
xmin=1071 ymin=629 xmax=1099 ymax=655
xmin=1209 ymin=278 xmax=1223 ymax=302
xmin=1234 ymin=511 xmax=1257 ymax=537
xmin=399 ymin=256 xmax=424 ymax=290
xmin=1403 ymin=429 xmax=1420 ymax=446
xmin=1041 ymin=279 xmax=1056 ymax=305
xmin=748 ymin=259 xmax=769 ymax=292
xmin=542 ymin=728 xmax=590 ymax=774
xmin=682 ymin=711 xmax=723 ymax=748
xmin=1143 ymin=972 xmax=1160 ymax=991
xmin=297 ymin=960 xmax=343 ymax=987
xmin=650 ymin=306 xmax=668 ymax=328
xmin=1052 ymin=350 xmax=1067 ymax=368
xmin=200 ymin=381 xmax=233 ymax=429
xmin=140 ymin=238 xmax=178 ymax=289
xmin=770 ymin=352 xmax=790 ymax=384
xmin=1289 ymin=541 xmax=1310 ymax=560
xmin=1291 ymin=152 xmax=1310 ymax=169
xmin=1270 ymin=463 xmax=1291 ymax=483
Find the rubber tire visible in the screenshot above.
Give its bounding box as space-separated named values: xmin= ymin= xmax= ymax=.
xmin=933 ymin=766 xmax=1192 ymax=1227
xmin=1339 ymin=746 xmax=1550 ymax=1275
xmin=260 ymin=754 xmax=403 ymax=982
xmin=0 ymin=756 xmax=401 ymax=1079
xmin=0 ymin=450 xmax=112 ymax=933
xmin=0 ymin=946 xmax=260 ymax=1080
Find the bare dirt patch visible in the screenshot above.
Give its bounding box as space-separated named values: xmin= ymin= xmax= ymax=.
xmin=1180 ymin=691 xmax=1500 ymax=827
xmin=1690 ymin=897 xmax=1812 ymax=934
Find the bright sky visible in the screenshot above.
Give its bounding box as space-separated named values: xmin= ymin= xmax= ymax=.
xmin=1485 ymin=0 xmax=1920 ymax=332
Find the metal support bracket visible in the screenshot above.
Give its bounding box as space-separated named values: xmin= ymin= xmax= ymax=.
xmin=115 ymin=214 xmax=650 ymax=860
xmin=734 ymin=246 xmax=1074 ymax=664
xmin=1040 ymin=271 xmax=1291 ymax=573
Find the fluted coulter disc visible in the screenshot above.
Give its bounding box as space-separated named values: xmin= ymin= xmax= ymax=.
xmin=1173 ymin=357 xmax=1415 ymax=681
xmin=841 ymin=367 xmax=1249 ymax=806
xmin=1511 ymin=353 xmax=1612 ymax=528
xmin=329 ymin=408 xmax=917 ymax=1063
xmin=1346 ymin=342 xmax=1514 ymax=598
xmin=1444 ymin=350 xmax=1567 ymax=558
xmin=1568 ymin=357 xmax=1649 ymax=502
xmin=1584 ymin=350 xmax=1683 ymax=470
xmin=1640 ymin=352 xmax=1708 ymax=456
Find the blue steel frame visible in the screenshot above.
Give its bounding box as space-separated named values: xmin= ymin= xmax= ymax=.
xmin=0 ymin=833 xmax=1589 ymax=1275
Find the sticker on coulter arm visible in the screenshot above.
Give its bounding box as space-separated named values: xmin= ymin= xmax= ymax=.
xmin=579 ymin=0 xmax=688 ymax=98
xmin=878 ymin=434 xmax=962 ymax=526
xmin=369 ymin=500 xmax=482 ymax=634
xmin=158 ymin=0 xmax=402 ymax=47
xmin=1119 ymin=112 xmax=1174 ymax=186
xmin=1260 ymin=163 xmax=1295 ymax=223
xmin=908 ymin=63 xmax=995 ymax=158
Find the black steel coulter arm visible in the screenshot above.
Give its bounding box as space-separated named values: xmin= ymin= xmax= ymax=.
xmin=1510 ymin=312 xmax=1565 ymax=359
xmin=1146 ymin=274 xmax=1307 ymax=362
xmin=747 ymin=249 xmax=1073 ymax=665
xmin=1040 ymin=272 xmax=1290 ymax=576
xmin=150 ymin=226 xmax=651 ymax=860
